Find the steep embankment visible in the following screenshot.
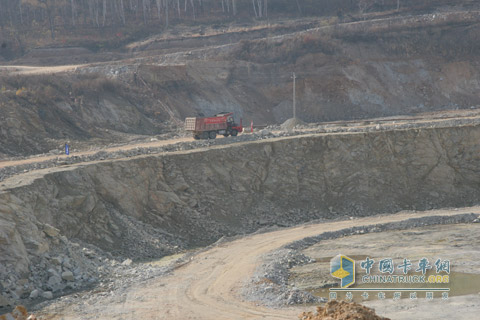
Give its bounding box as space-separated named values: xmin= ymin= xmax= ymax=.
xmin=109 ymin=11 xmax=480 ymax=125
xmin=1 ymin=124 xmax=480 ymax=307
xmin=0 ymin=71 xmax=172 ymax=158
xmin=217 ymin=11 xmax=480 ymax=122
xmin=3 ymin=11 xmax=480 ymax=157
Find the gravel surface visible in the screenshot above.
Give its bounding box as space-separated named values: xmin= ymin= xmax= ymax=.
xmin=29 ymin=208 xmax=480 ymax=320
xmin=243 ymin=213 xmax=479 ymax=308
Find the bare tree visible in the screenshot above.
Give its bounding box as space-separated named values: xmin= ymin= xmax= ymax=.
xmin=102 ymin=0 xmax=106 ymax=26
xmin=95 ymin=0 xmax=99 ymax=27
xmin=232 ymin=0 xmax=236 ymax=16
xmin=19 ymin=0 xmax=24 ymax=25
xmin=3 ymin=0 xmax=408 ymax=38
xmin=295 ymin=0 xmax=302 ymax=15
xmin=156 ymin=0 xmax=162 ymax=20
xmin=165 ymin=0 xmax=169 ymax=27
xmin=119 ymin=0 xmax=126 ymax=25
xmin=70 ymin=0 xmax=76 ymax=26
xmin=87 ymin=0 xmax=94 ymax=26
xmin=142 ymin=0 xmax=147 ymax=25
xmin=190 ymin=0 xmax=195 ymax=20
xmin=38 ymin=0 xmax=55 ymax=39
xmin=358 ymin=0 xmax=372 ymax=15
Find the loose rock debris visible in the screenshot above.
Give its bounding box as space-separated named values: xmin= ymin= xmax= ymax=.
xmin=0 ymin=305 xmax=38 ymax=320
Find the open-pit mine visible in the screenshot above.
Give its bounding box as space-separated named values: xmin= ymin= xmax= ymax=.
xmin=1 ymin=118 xmax=480 ymax=319
xmin=2 ymin=2 xmax=480 ymax=319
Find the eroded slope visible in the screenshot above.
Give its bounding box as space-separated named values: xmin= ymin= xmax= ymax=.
xmin=1 ymin=124 xmax=480 ymax=308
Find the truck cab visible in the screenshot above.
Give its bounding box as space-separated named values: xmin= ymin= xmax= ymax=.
xmin=185 ymin=112 xmax=243 ymax=140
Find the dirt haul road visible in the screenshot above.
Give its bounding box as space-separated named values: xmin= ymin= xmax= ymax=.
xmin=0 ymin=137 xmax=193 ymax=169
xmin=2 ymin=110 xmax=480 ymax=169
xmin=40 ymin=207 xmax=480 ymax=320
xmin=0 ymin=65 xmax=87 ymax=75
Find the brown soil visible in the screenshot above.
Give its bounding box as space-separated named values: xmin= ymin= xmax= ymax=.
xmin=0 ymin=305 xmax=29 ymax=320
xmin=299 ymin=301 xmax=390 ymax=320
xmin=36 ymin=208 xmax=479 ymax=319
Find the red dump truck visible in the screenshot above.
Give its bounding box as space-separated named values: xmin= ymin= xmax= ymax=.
xmin=185 ymin=112 xmax=243 ymax=140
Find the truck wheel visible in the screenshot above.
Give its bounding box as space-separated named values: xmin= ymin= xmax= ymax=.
xmin=231 ymin=129 xmax=238 ymax=136
xmin=193 ymin=135 xmax=200 ymax=140
xmin=223 ymin=134 xmax=229 ymax=137
xmin=209 ymin=131 xmax=217 ymax=139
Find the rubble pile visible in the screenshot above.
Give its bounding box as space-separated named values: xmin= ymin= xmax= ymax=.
xmin=0 ymin=220 xmax=183 ymax=312
xmin=244 ymin=214 xmax=478 ymax=308
xmin=280 ymin=118 xmax=307 ymax=131
xmin=243 ymin=249 xmax=322 ymax=307
xmin=299 ymin=300 xmax=390 ymax=320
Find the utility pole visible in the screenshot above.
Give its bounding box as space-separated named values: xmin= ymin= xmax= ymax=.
xmin=292 ymin=72 xmax=296 ymax=119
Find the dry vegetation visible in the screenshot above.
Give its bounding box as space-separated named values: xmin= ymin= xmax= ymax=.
xmin=0 ymin=73 xmax=123 ymax=106
xmin=232 ymin=31 xmax=336 ymax=64
xmin=300 ymin=301 xmax=391 ymax=320
xmin=0 ymin=0 xmax=477 ymax=61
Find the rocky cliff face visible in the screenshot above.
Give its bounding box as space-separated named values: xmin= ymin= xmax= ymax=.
xmin=4 ymin=11 xmax=480 ymax=157
xmin=1 ymin=125 xmax=480 ymax=307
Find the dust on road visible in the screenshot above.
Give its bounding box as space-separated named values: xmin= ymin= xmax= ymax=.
xmin=38 ymin=207 xmax=480 ymax=320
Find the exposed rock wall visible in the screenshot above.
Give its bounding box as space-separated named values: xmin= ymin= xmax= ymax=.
xmin=4 ymin=11 xmax=480 ymax=157
xmin=1 ymin=125 xmax=480 ymax=307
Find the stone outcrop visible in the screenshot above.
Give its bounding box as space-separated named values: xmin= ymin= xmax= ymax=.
xmin=1 ymin=124 xmax=480 ymax=307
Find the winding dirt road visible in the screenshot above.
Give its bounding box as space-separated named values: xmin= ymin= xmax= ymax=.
xmin=41 ymin=207 xmax=480 ymax=320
